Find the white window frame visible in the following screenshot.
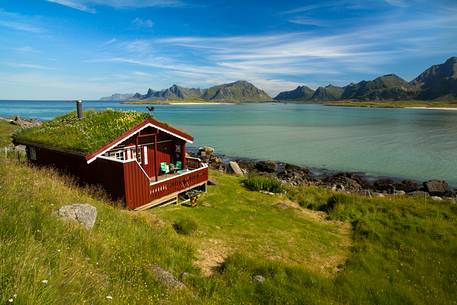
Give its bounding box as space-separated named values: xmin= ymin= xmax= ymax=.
xmin=143 ymin=146 xmax=148 ymax=165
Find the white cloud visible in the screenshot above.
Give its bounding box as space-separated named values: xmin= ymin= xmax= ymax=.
xmin=384 ymin=0 xmax=408 ymax=7
xmin=0 ymin=9 xmax=44 ymax=33
xmin=47 ymin=0 xmax=96 ymax=13
xmin=132 ymin=18 xmax=154 ymax=29
xmin=46 ymin=0 xmax=183 ymax=13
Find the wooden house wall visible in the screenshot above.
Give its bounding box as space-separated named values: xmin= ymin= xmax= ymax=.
xmin=28 ymin=146 xmax=126 ymax=204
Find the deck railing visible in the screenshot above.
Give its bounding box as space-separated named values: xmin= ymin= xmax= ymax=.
xmin=148 ymin=161 xmax=208 ymax=203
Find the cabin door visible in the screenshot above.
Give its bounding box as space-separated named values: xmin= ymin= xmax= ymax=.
xmin=142 ymin=144 xmax=156 ymax=178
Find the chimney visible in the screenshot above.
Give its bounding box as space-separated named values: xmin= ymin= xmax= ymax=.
xmin=76 ymin=100 xmax=83 ymax=119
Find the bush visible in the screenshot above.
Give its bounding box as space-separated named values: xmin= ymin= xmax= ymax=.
xmin=244 ymin=174 xmax=284 ymax=193
xmin=173 ymin=217 xmax=198 ymax=235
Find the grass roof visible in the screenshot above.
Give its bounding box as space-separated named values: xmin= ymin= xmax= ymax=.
xmin=13 ymin=109 xmax=151 ymax=154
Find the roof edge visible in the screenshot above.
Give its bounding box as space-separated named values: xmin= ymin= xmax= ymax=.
xmin=85 ymin=118 xmax=193 ymax=164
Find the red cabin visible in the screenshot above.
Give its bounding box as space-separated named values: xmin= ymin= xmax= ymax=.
xmin=13 ymin=108 xmax=208 ymax=210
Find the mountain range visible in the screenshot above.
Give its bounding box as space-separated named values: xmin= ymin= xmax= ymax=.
xmin=101 ymin=80 xmax=273 ymax=102
xmin=101 ymin=57 xmax=457 ymax=103
xmin=274 ymin=56 xmax=457 ymax=102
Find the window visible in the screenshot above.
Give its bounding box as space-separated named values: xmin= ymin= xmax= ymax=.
xmin=108 ymin=150 xmax=124 ymax=160
xmin=143 ymin=146 xmax=148 ymax=165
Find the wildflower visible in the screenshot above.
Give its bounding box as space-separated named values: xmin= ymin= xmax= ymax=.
xmin=106 ymin=295 xmax=113 ymax=300
xmin=8 ymin=298 xmax=13 ymax=303
xmin=41 ymin=279 xmax=48 ymax=284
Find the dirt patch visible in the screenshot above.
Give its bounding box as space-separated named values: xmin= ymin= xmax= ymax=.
xmin=194 ymin=239 xmax=230 ymax=276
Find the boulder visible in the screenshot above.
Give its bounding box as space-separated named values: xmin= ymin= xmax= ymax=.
xmin=57 ymin=204 xmax=97 ymax=229
xmin=198 ymin=146 xmax=214 ymax=158
xmin=148 ymin=265 xmax=185 ymax=289
xmin=395 ymin=180 xmax=419 ymax=193
xmin=423 ymin=180 xmax=452 ymax=196
xmin=255 ymin=160 xmax=277 ymax=173
xmin=229 ymin=161 xmax=244 ymax=176
xmin=431 ymin=196 xmax=443 ymax=201
xmin=10 ymin=116 xmax=42 ymax=128
xmin=253 ymin=275 xmax=265 ymax=283
xmin=324 ymin=173 xmax=363 ymax=192
xmin=373 ymin=178 xmax=395 ymax=193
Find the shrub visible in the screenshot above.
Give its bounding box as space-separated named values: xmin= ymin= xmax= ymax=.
xmin=244 ymin=174 xmax=284 ymax=193
xmin=173 ymin=217 xmax=198 ymax=235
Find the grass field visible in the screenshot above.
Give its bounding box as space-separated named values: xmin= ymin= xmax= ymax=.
xmin=327 ymin=100 xmax=457 ymax=108
xmin=1 ymin=121 xmax=457 ymax=304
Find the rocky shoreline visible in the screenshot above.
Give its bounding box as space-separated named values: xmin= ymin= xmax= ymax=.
xmin=192 ymin=146 xmax=457 ymax=201
xmin=3 ymin=116 xmax=456 ymax=200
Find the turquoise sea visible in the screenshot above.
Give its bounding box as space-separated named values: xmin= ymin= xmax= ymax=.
xmin=1 ymin=100 xmax=457 ymax=185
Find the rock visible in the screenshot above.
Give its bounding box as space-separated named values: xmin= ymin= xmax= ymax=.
xmin=423 ymin=180 xmax=452 ymax=196
xmin=260 ymin=190 xmax=275 ymax=196
xmin=394 ymin=190 xmax=406 ymax=196
xmin=207 ymin=178 xmax=217 ymax=185
xmin=10 ymin=116 xmax=42 ymax=128
xmin=395 ymin=180 xmax=419 ymax=193
xmin=148 ymin=265 xmax=185 ymax=289
xmin=374 ymin=192 xmax=385 ymax=198
xmin=373 ymin=178 xmax=395 ymax=193
xmin=57 ymin=204 xmax=97 ymax=229
xmin=253 ymin=275 xmax=265 ymax=283
xmin=408 ymin=191 xmax=430 ymax=197
xmin=325 ymin=173 xmax=364 ymax=192
xmin=431 ymin=196 xmax=443 ymax=201
xmin=255 ymin=160 xmax=277 ymax=173
xmin=198 ymin=146 xmax=214 ymax=159
xmin=229 ymin=161 xmax=244 ymax=176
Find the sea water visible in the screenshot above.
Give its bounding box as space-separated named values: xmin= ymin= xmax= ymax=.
xmin=1 ymin=100 xmax=456 ymax=185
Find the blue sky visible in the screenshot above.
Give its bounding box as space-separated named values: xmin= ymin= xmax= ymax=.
xmin=0 ymin=0 xmax=456 ymax=99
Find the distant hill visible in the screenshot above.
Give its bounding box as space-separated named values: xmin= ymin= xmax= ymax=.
xmin=411 ymin=56 xmax=457 ymax=100
xmin=274 ymin=85 xmax=314 ymax=101
xmin=341 ymin=74 xmax=415 ymax=101
xmin=101 ymin=80 xmax=273 ymax=102
xmin=274 ymin=56 xmax=457 ymax=102
xmin=311 ymin=85 xmax=345 ymax=101
xmin=100 ymin=93 xmax=135 ymax=101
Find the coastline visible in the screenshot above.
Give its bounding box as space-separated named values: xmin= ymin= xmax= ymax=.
xmin=189 ymin=147 xmax=457 ymax=195
xmin=405 ymin=106 xmax=457 ymax=111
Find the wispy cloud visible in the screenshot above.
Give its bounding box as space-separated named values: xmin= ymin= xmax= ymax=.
xmin=46 ymin=0 xmax=183 ymax=13
xmin=13 ymin=46 xmax=39 ymax=53
xmin=1 ymin=62 xmax=54 ymax=70
xmin=132 ymin=17 xmax=154 ymax=29
xmin=47 ymin=0 xmax=96 ymax=13
xmin=384 ymin=0 xmax=408 ymax=7
xmin=0 ymin=9 xmax=44 ymax=33
xmin=87 ymin=7 xmax=457 ymax=95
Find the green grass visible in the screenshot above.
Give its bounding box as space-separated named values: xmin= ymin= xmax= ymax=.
xmin=327 ymin=100 xmax=457 ymax=108
xmin=243 ymin=174 xmax=284 ymax=193
xmin=1 ymin=124 xmax=457 ymax=304
xmin=0 ymin=120 xmax=19 ymax=147
xmin=13 ymin=109 xmax=151 ymax=154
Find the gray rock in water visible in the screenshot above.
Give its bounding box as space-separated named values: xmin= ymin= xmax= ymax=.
xmin=229 ymin=161 xmax=244 ymax=176
xmin=57 ymin=204 xmax=97 ymax=229
xmin=149 ymin=265 xmax=185 ymax=289
xmin=253 ymin=275 xmax=265 ymax=283
xmin=423 ymin=180 xmax=450 ymax=196
xmin=255 ymin=160 xmax=277 ymax=173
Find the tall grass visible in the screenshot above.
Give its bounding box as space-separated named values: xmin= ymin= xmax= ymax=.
xmin=244 ymin=174 xmax=284 ymax=193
